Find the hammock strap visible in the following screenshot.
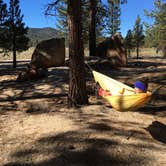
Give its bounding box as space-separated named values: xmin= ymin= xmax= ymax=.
xmin=85 ymin=62 xmax=93 ymax=72
xmin=152 ymin=85 xmax=164 ymax=95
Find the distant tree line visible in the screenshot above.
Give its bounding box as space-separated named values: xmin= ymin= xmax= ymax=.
xmin=124 ymin=0 xmax=166 ymax=58
xmin=0 ymin=0 xmax=29 ymax=68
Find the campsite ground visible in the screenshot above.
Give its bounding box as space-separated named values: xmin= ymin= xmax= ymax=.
xmin=0 ymin=54 xmax=166 ymax=166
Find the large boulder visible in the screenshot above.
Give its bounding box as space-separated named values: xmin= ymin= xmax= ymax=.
xmin=30 ymin=38 xmax=65 ymax=68
xmin=17 ymin=38 xmax=65 ymax=81
xmin=96 ymin=33 xmax=127 ymax=66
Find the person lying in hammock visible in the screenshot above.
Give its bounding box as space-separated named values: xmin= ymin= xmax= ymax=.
xmin=96 ymin=77 xmax=148 ymax=97
xmin=134 ymin=77 xmax=148 ymax=94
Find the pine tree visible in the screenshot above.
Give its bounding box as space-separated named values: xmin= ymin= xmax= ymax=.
xmin=89 ymin=0 xmax=96 ymax=56
xmin=45 ymin=0 xmax=88 ymax=107
xmin=45 ymin=0 xmax=107 ymax=46
xmin=67 ymin=0 xmax=88 ymax=107
xmin=144 ymin=0 xmax=166 ymax=57
xmin=88 ymin=0 xmax=110 ymax=55
xmin=54 ymin=0 xmax=68 ymax=37
xmin=6 ymin=0 xmax=29 ymax=68
xmin=124 ymin=29 xmax=133 ymax=57
xmin=0 ymin=0 xmax=8 ymax=53
xmin=107 ymin=0 xmax=120 ymax=35
xmin=85 ymin=0 xmax=108 ymax=46
xmin=132 ymin=15 xmax=144 ymax=59
xmin=0 ymin=0 xmax=7 ymax=24
xmin=107 ymin=0 xmax=127 ymax=36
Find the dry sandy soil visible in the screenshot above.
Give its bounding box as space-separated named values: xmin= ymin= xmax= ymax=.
xmin=0 ymin=57 xmax=166 ymax=166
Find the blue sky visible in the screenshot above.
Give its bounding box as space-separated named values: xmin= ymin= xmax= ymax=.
xmin=3 ymin=0 xmax=158 ymax=37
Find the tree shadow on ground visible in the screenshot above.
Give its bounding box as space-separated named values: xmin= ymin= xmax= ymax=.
xmin=127 ymin=60 xmax=165 ymax=68
xmin=0 ymin=60 xmax=30 ymax=76
xmin=0 ymin=66 xmax=69 ymax=99
xmin=3 ymin=128 xmax=153 ymax=166
xmin=138 ymin=105 xmax=166 ymax=113
xmin=4 ymin=99 xmax=165 ymax=165
xmin=2 ymin=102 xmax=164 ymax=166
xmin=0 ymin=64 xmax=69 ymax=114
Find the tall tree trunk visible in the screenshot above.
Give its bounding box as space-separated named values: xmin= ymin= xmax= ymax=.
xmin=67 ymin=0 xmax=88 ymax=107
xmin=89 ymin=0 xmax=96 ymax=56
xmin=128 ymin=49 xmax=131 ymax=57
xmin=13 ymin=35 xmax=16 ymax=68
xmin=136 ymin=43 xmax=139 ymax=59
xmin=11 ymin=2 xmax=16 ymax=68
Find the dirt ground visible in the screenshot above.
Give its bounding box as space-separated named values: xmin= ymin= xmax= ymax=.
xmin=0 ymin=57 xmax=166 ymax=166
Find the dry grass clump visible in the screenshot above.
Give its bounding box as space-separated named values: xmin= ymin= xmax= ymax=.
xmin=0 ymin=47 xmax=34 ymax=60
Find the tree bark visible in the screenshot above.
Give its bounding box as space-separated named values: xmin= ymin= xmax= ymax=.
xmin=11 ymin=1 xmax=16 ymax=68
xmin=67 ymin=0 xmax=88 ymax=107
xmin=12 ymin=35 xmax=16 ymax=68
xmin=89 ymin=0 xmax=96 ymax=56
xmin=136 ymin=43 xmax=139 ymax=59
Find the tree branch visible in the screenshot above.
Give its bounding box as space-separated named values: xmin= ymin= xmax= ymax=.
xmin=44 ymin=0 xmax=61 ymax=16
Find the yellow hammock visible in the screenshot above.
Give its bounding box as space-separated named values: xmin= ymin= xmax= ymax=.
xmin=92 ymin=70 xmax=152 ymax=112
